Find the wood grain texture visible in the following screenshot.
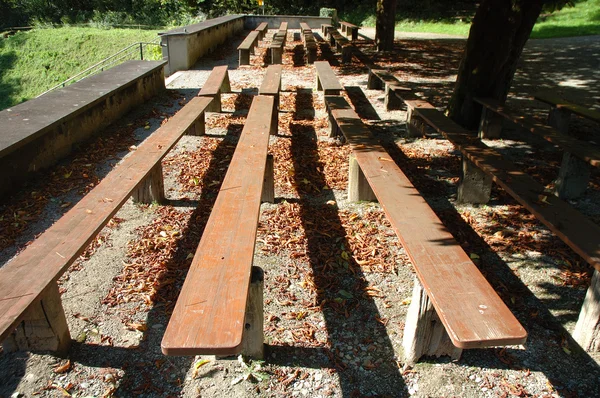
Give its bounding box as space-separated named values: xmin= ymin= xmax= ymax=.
xmin=237 ymin=30 xmax=260 ymax=51
xmin=474 ymin=97 xmax=600 ymax=167
xmin=325 ymin=96 xmax=527 ymax=349
xmin=314 ymin=61 xmax=343 ymax=95
xmin=413 ymin=106 xmax=600 ymax=272
xmin=161 ymin=95 xmax=274 ymax=356
xmin=0 ymin=96 xmax=213 ymax=343
xmin=198 ymin=65 xmax=230 ymax=97
xmin=534 ymin=91 xmax=600 ymax=123
xmin=259 ymin=65 xmax=282 ymax=96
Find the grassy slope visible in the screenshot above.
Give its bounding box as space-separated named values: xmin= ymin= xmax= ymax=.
xmin=0 ymin=27 xmax=161 ymax=110
xmin=353 ymin=0 xmax=600 ymax=38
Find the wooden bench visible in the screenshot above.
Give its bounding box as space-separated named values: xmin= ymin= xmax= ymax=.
xmin=237 ymin=30 xmax=260 ymax=66
xmin=299 ymin=23 xmax=317 ymax=64
xmin=534 ymin=90 xmax=600 ymax=134
xmin=367 ymin=69 xmax=411 ymax=110
xmin=339 ymin=21 xmax=359 ymax=41
xmin=321 ymin=24 xmax=332 ymax=39
xmin=314 ymin=61 xmax=343 ymax=95
xmin=259 ymin=64 xmax=283 ymax=133
xmin=0 ymin=60 xmax=166 ymax=197
xmin=328 ymin=28 xmax=352 ymax=63
xmin=474 ymin=97 xmax=600 ymax=199
xmin=324 ymin=95 xmax=527 ymax=364
xmin=400 ymin=94 xmax=600 ymax=353
xmin=198 ymin=65 xmax=231 ymax=112
xmin=270 ymin=23 xmax=288 ymax=65
xmin=161 ymin=95 xmax=276 ymax=358
xmin=254 ymin=22 xmax=268 ymax=41
xmin=0 ymin=96 xmax=213 ymax=354
xmin=278 ymin=21 xmax=288 ymax=46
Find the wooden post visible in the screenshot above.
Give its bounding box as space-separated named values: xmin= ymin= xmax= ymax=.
xmin=132 ymin=163 xmax=165 ymax=204
xmin=457 ymin=157 xmax=492 ymax=204
xmin=554 ymin=152 xmax=590 ymax=199
xmin=262 ymin=155 xmax=275 ymax=203
xmin=241 ymin=266 xmax=264 ymax=359
xmin=367 ymin=70 xmax=383 ymax=90
xmin=3 ymin=282 xmax=71 ymax=355
xmin=573 ymin=269 xmax=600 ymax=351
xmin=341 ymin=45 xmax=352 ymax=64
xmin=239 ymin=49 xmax=250 ymax=66
xmin=478 ymin=108 xmax=503 ymax=139
xmin=403 ymin=278 xmax=462 ymax=365
xmin=406 ymin=108 xmax=429 ymax=137
xmin=348 ymin=154 xmax=376 ymax=202
xmin=271 ymin=47 xmax=282 ymax=64
xmin=385 ymin=85 xmax=403 ymax=111
xmin=327 ymin=110 xmax=341 ymax=138
xmin=187 ymin=113 xmax=205 ymax=136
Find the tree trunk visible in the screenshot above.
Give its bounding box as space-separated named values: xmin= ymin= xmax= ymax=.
xmin=376 ymin=0 xmax=397 ymax=52
xmin=446 ymin=0 xmax=544 ymax=129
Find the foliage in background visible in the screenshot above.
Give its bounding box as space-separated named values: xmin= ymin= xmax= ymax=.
xmin=0 ymin=27 xmax=161 ymax=110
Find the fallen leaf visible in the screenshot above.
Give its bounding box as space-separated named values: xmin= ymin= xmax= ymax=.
xmin=53 ymin=360 xmax=71 ymax=374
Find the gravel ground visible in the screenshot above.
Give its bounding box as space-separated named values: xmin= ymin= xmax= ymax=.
xmin=1 ymin=28 xmax=600 ymax=398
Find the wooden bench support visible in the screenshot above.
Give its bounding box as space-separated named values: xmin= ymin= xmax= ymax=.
xmin=315 ymin=61 xmax=343 ymax=95
xmin=457 ymin=157 xmax=493 ymax=204
xmin=573 ymin=269 xmax=600 ymax=351
xmin=2 ymin=283 xmax=71 ymax=355
xmin=255 ymin=22 xmax=268 ymax=41
xmin=555 ymin=153 xmax=591 ymax=199
xmin=478 ymin=107 xmax=503 ymax=139
xmin=403 ymin=278 xmax=463 ymax=365
xmin=240 ymin=266 xmax=265 ymax=359
xmin=132 ymin=163 xmax=166 ymax=204
xmin=262 ymin=155 xmax=275 ymax=203
xmin=405 ymin=99 xmax=436 ymax=137
xmin=199 ymin=66 xmax=231 ymax=113
xmin=348 ymin=154 xmax=376 ymax=202
xmin=271 ymin=45 xmax=283 ymax=64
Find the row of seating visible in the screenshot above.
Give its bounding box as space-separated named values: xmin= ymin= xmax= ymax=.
xmin=299 ymin=22 xmax=317 ymax=64
xmin=270 ymin=22 xmax=288 ymax=64
xmin=237 ymin=22 xmax=269 ymax=66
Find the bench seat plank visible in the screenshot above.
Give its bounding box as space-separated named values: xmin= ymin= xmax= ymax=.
xmin=161 ymin=95 xmax=274 ymax=356
xmin=237 ymin=30 xmax=260 ymax=51
xmin=474 ymin=97 xmax=600 ymax=167
xmin=259 ymin=65 xmax=283 ymax=96
xmin=315 ymin=61 xmax=343 ymax=95
xmin=325 ymin=96 xmax=527 ymax=348
xmin=0 ymin=96 xmax=213 ymax=343
xmin=412 ymin=106 xmax=600 ymax=272
xmin=198 ymin=65 xmax=229 ymax=97
xmin=534 ymin=91 xmax=600 ymax=123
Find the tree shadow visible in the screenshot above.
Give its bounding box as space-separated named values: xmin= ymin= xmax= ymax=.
xmin=0 ymin=50 xmax=20 ymax=110
xmin=268 ymin=89 xmax=408 ymax=396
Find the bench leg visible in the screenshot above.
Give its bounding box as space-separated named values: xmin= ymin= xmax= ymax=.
xmin=403 ymin=278 xmax=462 ymax=365
xmin=221 ymin=72 xmax=231 ymax=94
xmin=548 ymin=106 xmax=571 ymax=135
xmin=554 ymin=152 xmax=590 ymax=199
xmin=327 ymin=109 xmax=341 ymax=138
xmin=385 ymin=85 xmax=403 ymax=111
xmin=262 ymin=155 xmax=275 ymax=203
xmin=316 ymin=75 xmax=323 ymax=92
xmin=406 ymin=108 xmax=429 ymax=137
xmin=133 ymin=163 xmax=165 ymax=204
xmin=457 ymin=157 xmax=492 ymax=204
xmin=367 ymin=71 xmax=383 ymax=90
xmin=573 ymin=269 xmax=600 ymax=352
xmin=187 ymin=112 xmax=205 ymax=136
xmin=341 ymin=46 xmax=352 ymax=64
xmin=241 ymin=266 xmax=264 ymax=359
xmin=348 ymin=154 xmax=377 ymax=202
xmin=271 ymin=48 xmax=282 ymax=64
xmin=351 ymin=29 xmax=358 ymax=41
xmin=3 ymin=282 xmax=71 ymax=355
xmin=239 ymin=49 xmax=250 ymax=66
xmin=478 ymin=108 xmax=503 ymax=139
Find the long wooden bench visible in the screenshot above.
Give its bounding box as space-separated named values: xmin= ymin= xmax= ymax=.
xmin=328 ymin=28 xmax=352 ymax=63
xmin=254 ymin=22 xmax=268 ymax=41
xmin=534 ymin=90 xmax=600 ymax=134
xmin=0 ymin=60 xmax=167 ymax=197
xmin=339 ymin=21 xmax=359 ymax=41
xmin=314 ymin=61 xmax=343 ymax=95
xmin=259 ymin=64 xmax=283 ymax=133
xmin=198 ymin=65 xmax=231 ymax=112
xmin=367 ymin=69 xmax=411 ymax=111
xmin=161 ymin=95 xmax=276 ymax=358
xmin=300 ymin=22 xmax=317 ymax=64
xmin=237 ymin=30 xmax=260 ymax=66
xmin=474 ymin=97 xmax=600 ymax=199
xmin=0 ymin=96 xmax=213 ymax=354
xmin=324 ymin=95 xmax=527 ymax=364
xmin=400 ymin=94 xmax=600 ymax=353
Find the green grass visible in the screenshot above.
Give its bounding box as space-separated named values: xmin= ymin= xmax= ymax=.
xmin=0 ymin=27 xmax=162 ymax=110
xmin=353 ymin=0 xmax=600 ymax=38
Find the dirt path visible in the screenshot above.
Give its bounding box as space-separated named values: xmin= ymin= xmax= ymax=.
xmin=1 ymin=30 xmax=600 ymax=398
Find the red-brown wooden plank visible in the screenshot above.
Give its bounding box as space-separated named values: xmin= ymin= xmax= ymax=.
xmin=198 ymin=65 xmax=229 ymax=97
xmin=534 ymin=91 xmax=600 ymax=123
xmin=326 ymin=96 xmax=526 ymax=348
xmin=0 ymin=96 xmax=213 ymax=343
xmin=161 ymin=95 xmax=274 ymax=356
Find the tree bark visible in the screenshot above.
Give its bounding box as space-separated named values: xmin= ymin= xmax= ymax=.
xmin=376 ymin=0 xmax=397 ymax=51
xmin=446 ymin=0 xmax=544 ymax=129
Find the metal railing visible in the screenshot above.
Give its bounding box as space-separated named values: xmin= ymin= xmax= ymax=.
xmin=37 ymin=40 xmax=163 ymax=97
